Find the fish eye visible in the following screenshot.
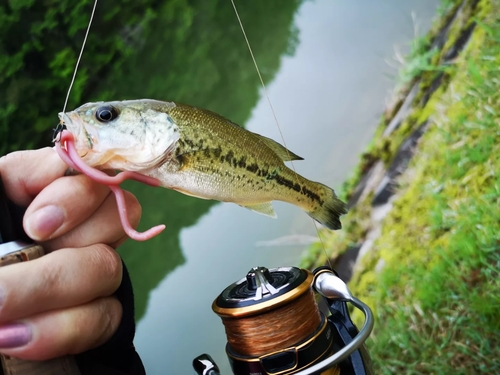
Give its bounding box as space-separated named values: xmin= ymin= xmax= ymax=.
xmin=95 ymin=106 xmax=119 ymax=122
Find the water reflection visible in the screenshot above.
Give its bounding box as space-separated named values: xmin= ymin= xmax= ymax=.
xmin=117 ymin=0 xmax=440 ymax=373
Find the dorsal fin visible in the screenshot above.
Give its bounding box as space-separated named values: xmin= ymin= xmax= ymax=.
xmin=255 ymin=134 xmax=304 ymax=161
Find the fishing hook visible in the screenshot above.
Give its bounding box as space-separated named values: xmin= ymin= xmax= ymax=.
xmin=52 ymin=121 xmax=67 ymax=143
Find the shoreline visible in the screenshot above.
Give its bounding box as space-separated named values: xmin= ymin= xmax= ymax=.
xmin=301 ymin=0 xmax=500 ymax=372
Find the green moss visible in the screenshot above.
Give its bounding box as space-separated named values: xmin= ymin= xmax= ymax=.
xmin=365 ymin=0 xmax=490 ymax=171
xmin=353 ymin=2 xmax=500 ymax=371
xmin=304 ymin=0 xmax=500 ymax=372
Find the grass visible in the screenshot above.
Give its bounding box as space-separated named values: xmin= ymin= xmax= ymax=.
xmin=302 ymin=0 xmax=500 ymax=373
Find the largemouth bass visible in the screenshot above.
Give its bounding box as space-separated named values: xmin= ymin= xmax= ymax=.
xmin=58 ymin=99 xmax=347 ymax=229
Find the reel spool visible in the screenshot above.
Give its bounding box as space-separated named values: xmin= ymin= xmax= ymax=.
xmin=193 ymin=266 xmax=374 ymax=375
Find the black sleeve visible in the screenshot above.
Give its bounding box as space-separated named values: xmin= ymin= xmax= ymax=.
xmin=1 ymin=179 xmax=145 ymax=374
xmin=75 ymin=261 xmax=146 ymax=375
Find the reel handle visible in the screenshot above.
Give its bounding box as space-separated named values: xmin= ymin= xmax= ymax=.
xmin=0 ymin=176 xmax=81 ymax=375
xmin=193 ymin=354 xmax=221 ymax=375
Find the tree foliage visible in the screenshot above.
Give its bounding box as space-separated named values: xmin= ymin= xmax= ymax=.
xmin=1 ymin=0 xmax=162 ymax=153
xmin=1 ymin=0 xmax=301 ymax=155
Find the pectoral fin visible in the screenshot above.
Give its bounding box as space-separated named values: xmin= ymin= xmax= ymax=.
xmin=255 ymin=134 xmax=304 ymax=161
xmin=240 ymin=202 xmax=277 ymax=218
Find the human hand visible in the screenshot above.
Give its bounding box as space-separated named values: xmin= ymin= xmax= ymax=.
xmin=0 ymin=147 xmax=141 ymax=360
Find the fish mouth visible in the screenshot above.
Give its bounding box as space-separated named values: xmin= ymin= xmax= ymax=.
xmin=57 ymin=112 xmax=95 ymax=153
xmin=58 ymin=112 xmax=78 ymax=134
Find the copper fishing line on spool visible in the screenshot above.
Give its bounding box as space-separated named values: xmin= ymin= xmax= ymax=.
xmin=210 ymin=267 xmax=362 ymax=375
xmin=221 ymin=288 xmax=321 ymax=357
xmin=213 ymin=267 xmax=340 ymax=374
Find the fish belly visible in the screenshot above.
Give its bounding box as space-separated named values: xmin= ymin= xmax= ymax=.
xmin=151 ymin=161 xmax=346 ymax=230
xmin=149 ymin=158 xmax=292 ymax=205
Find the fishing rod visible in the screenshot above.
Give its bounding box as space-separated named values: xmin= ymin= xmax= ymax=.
xmin=192 ymin=266 xmax=374 ymax=375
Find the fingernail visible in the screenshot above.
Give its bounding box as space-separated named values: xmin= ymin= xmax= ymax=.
xmin=0 ymin=323 xmax=32 ymax=348
xmin=25 ymin=205 xmax=65 ymax=240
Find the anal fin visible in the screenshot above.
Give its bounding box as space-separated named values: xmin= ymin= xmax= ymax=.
xmin=240 ymin=202 xmax=277 ymax=218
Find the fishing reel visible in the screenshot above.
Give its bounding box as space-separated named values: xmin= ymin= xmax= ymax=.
xmin=193 ymin=266 xmax=374 ymax=375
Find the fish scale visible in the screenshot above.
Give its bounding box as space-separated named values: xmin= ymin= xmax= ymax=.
xmin=159 ymin=105 xmax=314 ymax=202
xmin=59 ymin=99 xmax=347 ymax=229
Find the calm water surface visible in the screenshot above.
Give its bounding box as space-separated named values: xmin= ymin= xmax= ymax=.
xmin=119 ymin=1 xmax=440 ymax=373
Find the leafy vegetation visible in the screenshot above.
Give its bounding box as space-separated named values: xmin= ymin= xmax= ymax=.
xmin=0 ymin=0 xmax=301 ymax=154
xmin=303 ymin=0 xmax=500 ymax=373
xmin=1 ymin=0 xmax=158 ymax=153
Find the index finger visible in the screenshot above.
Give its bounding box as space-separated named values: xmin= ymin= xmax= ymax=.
xmin=0 ymin=148 xmax=68 ymax=207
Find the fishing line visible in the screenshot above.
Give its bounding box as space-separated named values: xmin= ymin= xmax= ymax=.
xmin=219 ymin=288 xmax=321 ymax=357
xmin=229 ymin=0 xmax=290 ymax=157
xmin=58 ymin=0 xmax=336 ymax=253
xmin=62 ymin=0 xmax=99 ymax=114
xmin=230 ymin=0 xmax=333 ymax=268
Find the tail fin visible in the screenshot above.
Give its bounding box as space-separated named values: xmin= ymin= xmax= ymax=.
xmin=307 ymin=185 xmax=347 ymax=230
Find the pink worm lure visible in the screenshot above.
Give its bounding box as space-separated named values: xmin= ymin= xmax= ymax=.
xmin=55 ymin=130 xmax=166 ymax=241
